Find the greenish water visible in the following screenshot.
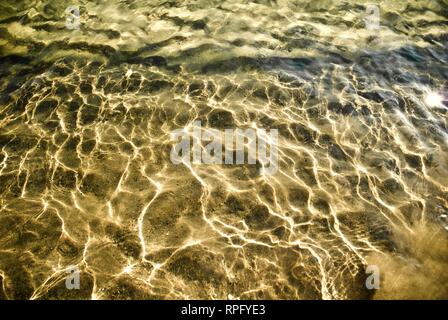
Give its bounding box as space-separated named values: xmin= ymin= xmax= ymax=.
xmin=0 ymin=0 xmax=447 ymax=299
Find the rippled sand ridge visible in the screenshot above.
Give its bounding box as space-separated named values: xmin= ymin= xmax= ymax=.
xmin=0 ymin=0 xmax=447 ymax=300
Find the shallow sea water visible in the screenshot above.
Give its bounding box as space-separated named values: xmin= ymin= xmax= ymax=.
xmin=0 ymin=0 xmax=447 ymax=299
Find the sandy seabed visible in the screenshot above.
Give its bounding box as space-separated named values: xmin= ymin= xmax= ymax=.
xmin=0 ymin=0 xmax=447 ymax=300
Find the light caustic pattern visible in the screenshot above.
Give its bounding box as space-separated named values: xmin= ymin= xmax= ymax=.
xmin=0 ymin=0 xmax=447 ymax=299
